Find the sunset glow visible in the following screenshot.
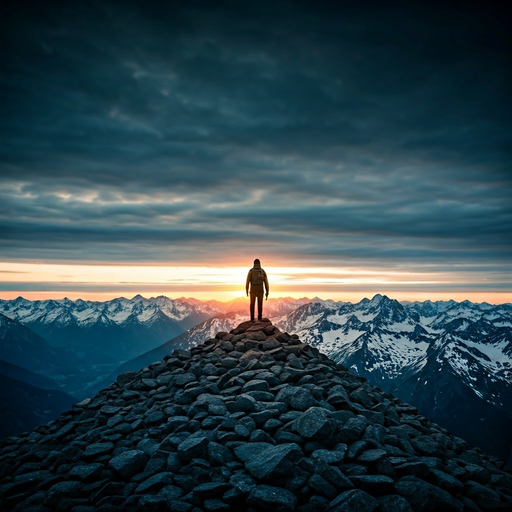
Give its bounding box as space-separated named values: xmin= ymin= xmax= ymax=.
xmin=1 ymin=262 xmax=510 ymax=304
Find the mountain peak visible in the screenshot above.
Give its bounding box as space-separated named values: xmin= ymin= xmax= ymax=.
xmin=369 ymin=293 xmax=395 ymax=306
xmin=1 ymin=320 xmax=511 ymax=511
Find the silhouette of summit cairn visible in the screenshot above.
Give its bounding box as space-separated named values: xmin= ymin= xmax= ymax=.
xmin=1 ymin=320 xmax=511 ymax=511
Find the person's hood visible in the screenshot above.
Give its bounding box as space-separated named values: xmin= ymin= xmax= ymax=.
xmin=253 ymin=261 xmax=261 ymax=269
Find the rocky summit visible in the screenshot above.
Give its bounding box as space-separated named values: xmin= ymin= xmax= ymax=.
xmin=1 ymin=320 xmax=511 ymax=512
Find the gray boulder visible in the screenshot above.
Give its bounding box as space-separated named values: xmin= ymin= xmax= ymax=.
xmin=246 ymin=443 xmax=302 ymax=480
xmin=109 ymin=450 xmax=149 ymax=479
xmin=294 ymin=407 xmax=331 ymax=440
xmin=177 ymin=436 xmax=209 ymax=462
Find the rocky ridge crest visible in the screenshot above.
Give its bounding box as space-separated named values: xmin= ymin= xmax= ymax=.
xmin=1 ymin=320 xmax=511 ymax=511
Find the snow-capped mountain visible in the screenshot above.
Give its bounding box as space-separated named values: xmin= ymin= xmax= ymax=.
xmin=0 ymin=295 xmax=261 ymax=368
xmin=0 ymin=295 xmax=225 ymax=361
xmin=274 ymin=294 xmax=512 ymax=464
xmin=0 ymin=295 xmax=311 ymax=361
xmin=0 ymin=295 xmax=211 ymax=326
xmin=276 ymin=294 xmax=512 ymax=402
xmin=0 ymin=295 xmax=312 ymax=328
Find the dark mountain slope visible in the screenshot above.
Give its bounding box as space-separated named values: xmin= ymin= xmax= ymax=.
xmin=394 ymin=357 xmax=512 ymax=467
xmin=0 ymin=313 xmax=76 ymax=373
xmin=0 ymin=359 xmax=65 ymax=392
xmin=0 ymin=374 xmax=76 ymax=439
xmin=25 ymin=311 xmax=186 ymax=363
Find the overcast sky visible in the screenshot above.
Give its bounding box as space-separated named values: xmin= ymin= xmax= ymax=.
xmin=1 ymin=1 xmax=511 ymax=301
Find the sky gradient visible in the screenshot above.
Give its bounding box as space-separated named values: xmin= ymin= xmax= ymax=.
xmin=1 ymin=1 xmax=511 ymax=303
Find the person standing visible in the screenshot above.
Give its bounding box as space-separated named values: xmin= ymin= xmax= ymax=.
xmin=246 ymin=259 xmax=269 ymax=322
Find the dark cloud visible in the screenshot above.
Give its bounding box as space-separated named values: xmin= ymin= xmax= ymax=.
xmin=0 ymin=0 xmax=511 ymax=293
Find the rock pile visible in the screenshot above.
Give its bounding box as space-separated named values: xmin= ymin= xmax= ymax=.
xmin=1 ymin=320 xmax=511 ymax=512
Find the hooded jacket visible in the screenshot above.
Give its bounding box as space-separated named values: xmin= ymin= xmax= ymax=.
xmin=246 ymin=261 xmax=269 ymax=296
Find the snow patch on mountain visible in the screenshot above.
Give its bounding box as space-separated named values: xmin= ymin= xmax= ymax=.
xmin=275 ymin=295 xmax=512 ymax=410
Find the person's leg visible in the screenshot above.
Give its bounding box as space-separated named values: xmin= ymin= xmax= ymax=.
xmin=250 ymin=294 xmax=256 ymax=321
xmin=257 ymin=293 xmax=263 ymax=320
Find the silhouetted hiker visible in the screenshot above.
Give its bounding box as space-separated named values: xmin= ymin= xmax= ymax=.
xmin=246 ymin=259 xmax=269 ymax=322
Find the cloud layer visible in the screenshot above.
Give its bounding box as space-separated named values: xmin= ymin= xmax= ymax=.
xmin=1 ymin=1 xmax=511 ymax=296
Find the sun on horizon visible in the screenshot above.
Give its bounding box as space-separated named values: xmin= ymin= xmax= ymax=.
xmin=0 ymin=261 xmax=510 ymax=305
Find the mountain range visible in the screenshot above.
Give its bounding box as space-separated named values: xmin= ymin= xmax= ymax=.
xmin=0 ymin=295 xmax=310 ymax=364
xmin=0 ymin=295 xmax=221 ymax=364
xmin=1 ymin=294 xmax=511 ymax=465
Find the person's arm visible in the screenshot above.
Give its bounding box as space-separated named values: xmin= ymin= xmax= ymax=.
xmin=246 ymin=270 xmax=252 ymax=296
xmin=263 ymin=270 xmax=269 ymax=299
